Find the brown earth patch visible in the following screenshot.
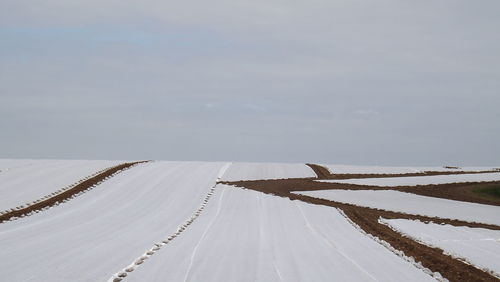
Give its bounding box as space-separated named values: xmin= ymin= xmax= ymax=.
xmin=220 ymin=163 xmax=500 ymax=281
xmin=0 ymin=161 xmax=149 ymax=223
xmin=306 ymin=164 xmax=500 ymax=206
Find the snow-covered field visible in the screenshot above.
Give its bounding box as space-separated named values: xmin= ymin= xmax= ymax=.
xmin=0 ymin=159 xmax=123 ymax=211
xmin=1 ymin=159 xmax=499 ymax=281
xmin=0 ymin=161 xmax=226 ymax=282
xmin=381 ymin=219 xmax=500 ymax=277
xmin=317 ymin=172 xmax=500 ymax=187
xmin=324 ymin=164 xmax=498 ymax=174
xmin=295 ymin=190 xmax=500 ymax=225
xmin=220 ymin=162 xmax=316 ymax=181
xmin=125 ymin=186 xmax=433 ymax=282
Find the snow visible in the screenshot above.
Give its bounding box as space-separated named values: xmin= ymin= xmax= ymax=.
xmin=324 ymin=164 xmax=498 ymax=174
xmin=381 ymin=218 xmax=500 ymax=277
xmin=126 ymin=185 xmax=434 ymax=282
xmin=220 ymin=162 xmax=315 ymax=181
xmin=317 ymin=173 xmax=500 ymax=186
xmin=0 ymin=159 xmax=40 ymax=172
xmin=0 ymin=159 xmax=124 ymax=211
xmin=0 ymin=161 xmax=227 ymax=282
xmin=295 ymin=190 xmax=500 ymax=225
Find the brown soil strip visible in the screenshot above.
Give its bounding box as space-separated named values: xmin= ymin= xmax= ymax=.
xmin=225 ymin=179 xmax=500 ymax=230
xmin=0 ymin=161 xmax=149 ymax=223
xmin=306 ymin=164 xmax=500 ymax=206
xmin=226 ymin=177 xmax=500 ymax=207
xmin=307 ymin=163 xmax=500 ymax=180
xmin=221 ymin=171 xmax=500 ymax=281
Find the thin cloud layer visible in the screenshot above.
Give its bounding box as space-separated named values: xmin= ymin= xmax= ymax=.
xmin=0 ymin=0 xmax=499 ymax=165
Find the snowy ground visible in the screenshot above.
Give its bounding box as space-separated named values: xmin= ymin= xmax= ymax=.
xmin=323 ymin=164 xmax=499 ymax=174
xmin=295 ymin=190 xmax=500 ymax=225
xmin=1 ymin=160 xmax=498 ymax=281
xmin=0 ymin=159 xmax=123 ymax=211
xmin=0 ymin=161 xmax=227 ymax=282
xmin=125 ymin=185 xmax=434 ymax=282
xmin=317 ymin=172 xmax=500 ymax=186
xmin=220 ymin=162 xmax=315 ymax=181
xmin=381 ymin=218 xmax=500 ymax=277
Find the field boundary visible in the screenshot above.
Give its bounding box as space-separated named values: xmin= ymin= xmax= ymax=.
xmin=0 ymin=161 xmax=149 ymax=223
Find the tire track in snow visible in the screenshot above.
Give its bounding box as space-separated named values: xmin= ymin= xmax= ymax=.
xmin=0 ymin=161 xmax=148 ymax=224
xmin=107 ymin=163 xmax=232 ymax=282
xmin=183 ymin=188 xmax=226 ymax=282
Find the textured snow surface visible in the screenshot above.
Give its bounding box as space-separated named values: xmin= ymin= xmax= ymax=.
xmin=126 ymin=185 xmax=434 ymax=282
xmin=317 ymin=173 xmax=500 ymax=187
xmin=295 ymin=190 xmax=500 ymax=225
xmin=381 ymin=218 xmax=500 ymax=276
xmin=220 ymin=162 xmax=315 ymax=181
xmin=0 ymin=161 xmax=227 ymax=282
xmin=0 ymin=159 xmax=124 ymax=210
xmin=324 ymin=164 xmax=498 ymax=174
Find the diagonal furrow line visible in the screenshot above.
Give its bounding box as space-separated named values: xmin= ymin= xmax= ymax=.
xmin=107 ymin=163 xmax=232 ymax=282
xmin=0 ymin=161 xmax=149 ymax=223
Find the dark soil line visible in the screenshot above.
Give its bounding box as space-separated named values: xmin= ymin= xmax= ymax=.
xmin=0 ymin=161 xmax=149 ymax=223
xmin=222 ymin=180 xmax=500 ymax=281
xmin=341 ymin=208 xmax=499 ymax=282
xmin=224 ymin=180 xmax=500 ymax=230
xmin=226 ymin=177 xmax=500 ymax=207
xmin=307 ymin=163 xmax=500 ymax=180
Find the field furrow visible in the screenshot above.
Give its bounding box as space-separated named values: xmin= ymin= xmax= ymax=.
xmin=0 ymin=161 xmax=227 ymax=282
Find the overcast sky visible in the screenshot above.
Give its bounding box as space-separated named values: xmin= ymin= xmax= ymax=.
xmin=1 ymin=1 xmax=499 ymax=166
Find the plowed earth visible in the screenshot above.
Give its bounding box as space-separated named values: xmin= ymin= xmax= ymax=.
xmin=222 ymin=164 xmax=500 ymax=282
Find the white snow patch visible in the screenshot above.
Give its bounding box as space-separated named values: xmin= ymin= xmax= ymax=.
xmin=125 ymin=185 xmax=436 ymax=282
xmin=380 ymin=218 xmax=500 ymax=278
xmin=324 ymin=164 xmax=499 ymax=175
xmin=0 ymin=161 xmax=227 ymax=282
xmin=294 ymin=190 xmax=500 ymax=226
xmin=317 ymin=173 xmax=500 ymax=187
xmin=220 ymin=162 xmax=315 ymax=181
xmin=0 ymin=159 xmax=124 ymax=211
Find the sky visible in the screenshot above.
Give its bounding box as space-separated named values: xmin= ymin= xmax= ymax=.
xmin=0 ymin=0 xmax=499 ymax=166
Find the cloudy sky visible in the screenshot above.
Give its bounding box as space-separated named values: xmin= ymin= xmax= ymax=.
xmin=1 ymin=1 xmax=499 ymax=165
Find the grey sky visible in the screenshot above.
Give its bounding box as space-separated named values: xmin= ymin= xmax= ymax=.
xmin=1 ymin=0 xmax=499 ymax=165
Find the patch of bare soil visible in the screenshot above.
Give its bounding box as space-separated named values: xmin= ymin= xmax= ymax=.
xmin=221 ymin=164 xmax=500 ymax=281
xmin=306 ymin=164 xmax=500 ymax=206
xmin=0 ymin=161 xmax=148 ymax=223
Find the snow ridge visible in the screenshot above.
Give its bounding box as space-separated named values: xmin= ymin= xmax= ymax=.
xmin=336 ymin=210 xmax=447 ymax=282
xmin=107 ymin=163 xmax=232 ymax=282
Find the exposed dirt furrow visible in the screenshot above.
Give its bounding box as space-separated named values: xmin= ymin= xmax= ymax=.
xmin=222 ymin=164 xmax=500 ymax=282
xmin=227 ymin=177 xmax=500 ymax=207
xmin=0 ymin=161 xmax=148 ymax=223
xmin=307 ymin=163 xmax=500 ymax=180
xmin=225 ymin=180 xmax=500 ymax=230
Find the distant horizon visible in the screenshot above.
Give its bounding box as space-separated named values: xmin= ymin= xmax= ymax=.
xmin=1 ymin=156 xmax=498 ymax=168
